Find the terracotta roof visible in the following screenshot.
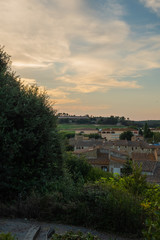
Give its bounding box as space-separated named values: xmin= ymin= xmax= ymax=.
xmin=110 ymin=149 xmax=129 ymax=156
xmin=88 ymin=157 xmax=109 ymax=166
xmin=132 ymin=153 xmax=157 ymax=173
xmin=157 ymin=149 xmax=160 ymax=156
xmin=75 ymin=129 xmax=99 ymax=131
xmin=113 ymin=140 xmax=152 ymax=149
xmin=103 ymin=141 xmax=115 ymax=147
xmin=110 ymin=156 xmax=127 ymax=164
xmin=102 ymin=128 xmax=137 ymax=132
xmin=147 ymin=163 xmax=160 ymax=183
xmin=132 ymin=152 xmax=156 ymax=161
xmin=69 ymin=138 xmax=103 ymax=147
xmin=74 ymin=147 xmax=110 ymax=166
xmin=154 ymin=162 xmax=160 ymax=176
xmin=74 ymin=148 xmax=96 ymax=154
xmin=134 ymin=160 xmax=157 ymax=173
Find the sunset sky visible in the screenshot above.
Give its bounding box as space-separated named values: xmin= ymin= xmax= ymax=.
xmin=1 ymin=0 xmax=160 ymax=120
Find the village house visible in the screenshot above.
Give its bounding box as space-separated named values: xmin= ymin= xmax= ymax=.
xmin=151 ymin=128 xmax=160 ymax=133
xmin=69 ymin=137 xmax=104 ymax=151
xmin=131 ymin=135 xmax=144 ymax=141
xmin=71 ymin=137 xmax=160 ymax=183
xmin=108 ymin=149 xmax=128 ymax=174
xmin=132 ymin=152 xmax=157 ymax=176
xmin=74 ymin=147 xmax=110 ymax=172
xmin=110 ymin=140 xmax=158 ymax=157
xmin=75 ymin=128 xmax=99 ymax=135
xmin=100 ymin=128 xmax=139 ymax=141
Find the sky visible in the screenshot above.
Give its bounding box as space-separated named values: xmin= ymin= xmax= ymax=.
xmin=1 ymin=0 xmax=160 ymax=120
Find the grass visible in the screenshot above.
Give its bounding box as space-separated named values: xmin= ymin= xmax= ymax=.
xmin=58 ymin=124 xmax=127 ymax=131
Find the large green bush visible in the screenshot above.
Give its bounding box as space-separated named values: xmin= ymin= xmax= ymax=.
xmin=12 ymin=182 xmax=144 ymax=236
xmin=0 ymin=47 xmax=63 ymax=201
xmin=141 ymin=184 xmax=160 ymax=239
xmin=69 ymin=184 xmax=144 ymax=235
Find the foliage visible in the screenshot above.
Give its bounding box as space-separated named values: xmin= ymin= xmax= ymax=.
xmin=59 ymin=132 xmax=74 ymax=151
xmin=88 ymin=167 xmax=113 ymax=182
xmin=58 ymin=124 xmax=127 ymax=131
xmin=139 ymin=128 xmax=143 ymax=136
xmin=0 ymin=47 xmax=63 ymax=201
xmin=107 ymin=163 xmax=147 ymax=196
xmin=0 ymin=233 xmax=17 ymax=240
xmin=84 ymin=133 xmax=101 ymax=139
xmin=65 ymin=153 xmax=92 ymax=183
xmin=97 ymin=167 xmax=160 ymax=238
xmin=0 ymin=177 xmax=145 ymax=236
xmin=122 ymin=163 xmax=147 ymax=195
xmin=72 ymin=184 xmax=144 ymax=234
xmin=141 ymin=184 xmax=160 ymax=239
xmin=119 ymin=131 xmax=133 ymax=140
xmin=143 ymin=122 xmax=153 ymax=139
xmin=121 ymin=159 xmax=133 ymax=176
xmin=142 ymin=202 xmax=160 ymax=240
xmin=51 ymin=231 xmax=101 ymax=240
xmin=153 ymin=132 xmax=160 ymax=143
xmin=128 ymin=125 xmax=138 ymax=130
xmin=60 ymin=131 xmax=75 ymax=139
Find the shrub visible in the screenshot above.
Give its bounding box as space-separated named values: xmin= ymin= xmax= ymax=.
xmin=88 ymin=168 xmax=113 ymax=182
xmin=122 ymin=163 xmax=147 ymax=195
xmin=1 ymin=182 xmax=145 ymax=236
xmin=51 ymin=231 xmax=101 ymax=240
xmin=0 ymin=233 xmax=17 ymax=240
xmin=72 ymin=184 xmax=145 ymax=235
xmin=141 ymin=185 xmax=160 ymax=239
xmin=65 ymin=153 xmax=92 ymax=183
xmin=142 ymin=202 xmax=160 ymax=240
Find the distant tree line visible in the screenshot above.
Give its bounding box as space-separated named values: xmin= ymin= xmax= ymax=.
xmin=58 ymin=113 xmax=160 ymax=128
xmin=58 ymin=114 xmax=135 ymax=126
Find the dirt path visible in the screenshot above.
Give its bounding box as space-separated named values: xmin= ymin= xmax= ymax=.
xmin=0 ymin=218 xmax=140 ymax=240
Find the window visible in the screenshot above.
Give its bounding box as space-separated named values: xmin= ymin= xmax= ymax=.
xmin=101 ymin=166 xmax=108 ymax=172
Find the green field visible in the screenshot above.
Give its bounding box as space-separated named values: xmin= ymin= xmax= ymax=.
xmin=58 ymin=124 xmax=127 ymax=131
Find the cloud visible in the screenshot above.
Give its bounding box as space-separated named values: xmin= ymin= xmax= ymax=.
xmin=13 ymin=62 xmax=52 ymax=68
xmin=21 ymin=78 xmax=37 ymax=85
xmin=21 ymin=78 xmax=79 ymax=105
xmin=56 ymin=104 xmax=111 ymax=116
xmin=46 ymin=88 xmax=79 ymax=103
xmin=1 ymin=0 xmax=160 ymax=102
xmin=140 ymin=0 xmax=160 ymax=15
xmin=53 ymin=98 xmax=80 ymax=105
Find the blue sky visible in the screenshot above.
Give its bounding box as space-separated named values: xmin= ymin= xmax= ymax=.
xmin=1 ymin=0 xmax=160 ymax=120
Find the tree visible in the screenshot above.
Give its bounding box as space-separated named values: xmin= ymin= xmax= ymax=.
xmin=121 ymin=159 xmax=133 ymax=176
xmin=139 ymin=128 xmax=143 ymax=136
xmin=119 ymin=131 xmax=133 ymax=141
xmin=0 ymin=47 xmax=63 ymax=200
xmin=153 ymin=132 xmax=160 ymax=143
xmin=123 ymin=163 xmax=147 ymax=195
xmin=143 ymin=122 xmax=153 ymax=139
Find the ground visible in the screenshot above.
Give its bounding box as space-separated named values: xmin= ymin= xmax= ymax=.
xmin=0 ymin=218 xmax=141 ymax=240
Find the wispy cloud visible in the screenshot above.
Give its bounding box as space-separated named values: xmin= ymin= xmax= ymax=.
xmin=1 ymin=0 xmax=160 ymax=118
xmin=55 ymin=104 xmax=111 ymax=116
xmin=22 ymin=78 xmax=37 ymax=85
xmin=140 ymin=0 xmax=160 ymax=15
xmin=22 ymin=78 xmax=80 ymax=105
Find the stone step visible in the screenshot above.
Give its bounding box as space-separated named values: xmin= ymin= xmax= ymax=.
xmin=24 ymin=226 xmax=41 ymax=240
